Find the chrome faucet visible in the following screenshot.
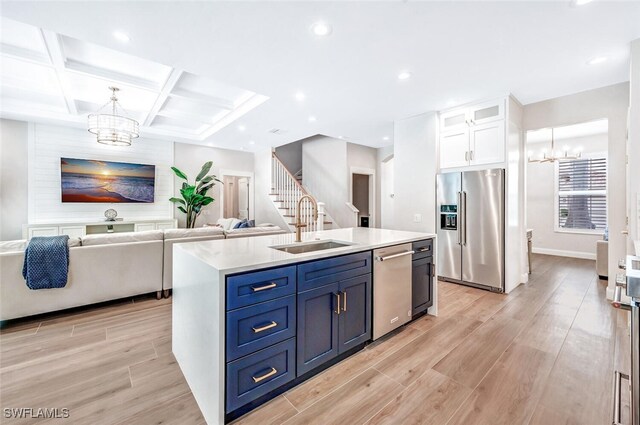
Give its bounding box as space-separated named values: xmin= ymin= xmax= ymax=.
xmin=295 ymin=195 xmax=318 ymax=243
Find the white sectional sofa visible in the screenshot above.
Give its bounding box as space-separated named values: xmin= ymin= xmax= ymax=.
xmin=0 ymin=230 xmax=164 ymax=321
xmin=0 ymin=225 xmax=288 ymax=321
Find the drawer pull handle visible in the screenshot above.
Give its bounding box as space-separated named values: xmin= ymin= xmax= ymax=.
xmin=252 ymin=367 xmax=277 ymax=383
xmin=334 ymin=292 xmax=341 ymax=315
xmin=342 ymin=290 xmax=347 ymax=312
xmin=416 ymin=247 xmax=430 ymax=252
xmin=252 ymin=282 xmax=277 ymax=292
xmin=252 ymin=321 xmax=278 ymax=333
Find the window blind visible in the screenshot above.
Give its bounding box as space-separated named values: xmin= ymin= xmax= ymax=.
xmin=557 ymin=157 xmax=607 ymax=231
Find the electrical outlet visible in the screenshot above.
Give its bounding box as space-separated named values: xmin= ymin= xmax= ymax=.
xmin=413 ymin=214 xmax=422 ymax=223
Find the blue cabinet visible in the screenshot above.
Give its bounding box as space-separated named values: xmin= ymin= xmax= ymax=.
xmin=227 ymin=295 xmax=296 ymax=362
xmin=296 ymin=252 xmax=372 ymax=376
xmin=338 ymin=274 xmax=372 ymax=353
xmin=226 ymin=338 xmax=296 ymax=412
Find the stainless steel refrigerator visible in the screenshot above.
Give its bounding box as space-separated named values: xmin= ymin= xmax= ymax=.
xmin=437 ymin=168 xmax=505 ymax=292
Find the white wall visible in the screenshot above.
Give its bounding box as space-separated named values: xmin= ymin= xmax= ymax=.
xmin=173 ymin=143 xmax=254 ymax=228
xmin=274 ymin=140 xmax=303 ymax=175
xmin=629 ymin=39 xmax=640 ymax=253
xmin=347 ymin=142 xmax=378 ymax=226
xmin=302 ymin=136 xmax=351 ymax=228
xmin=253 ymin=149 xmax=291 ymax=230
xmin=522 ymin=82 xmax=629 ymax=291
xmin=392 ymin=112 xmax=438 ymax=234
xmin=377 ymin=145 xmax=394 ymax=229
xmin=0 ymin=119 xmax=28 ymax=240
xmin=527 ymin=132 xmax=607 ymax=259
xmin=29 ymin=124 xmax=174 ymax=224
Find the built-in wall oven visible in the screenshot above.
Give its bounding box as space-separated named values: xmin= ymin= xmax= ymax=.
xmin=612 ymin=256 xmax=640 ymax=425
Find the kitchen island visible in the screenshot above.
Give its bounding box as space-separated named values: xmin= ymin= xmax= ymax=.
xmin=172 ymin=227 xmax=436 ymax=424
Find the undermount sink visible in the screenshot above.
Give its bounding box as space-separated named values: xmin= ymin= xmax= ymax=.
xmin=271 ymin=240 xmax=354 ymax=255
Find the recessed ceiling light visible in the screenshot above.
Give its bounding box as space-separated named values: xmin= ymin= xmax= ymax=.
xmin=574 ymin=0 xmax=594 ymax=5
xmin=397 ymin=71 xmax=412 ymax=80
xmin=237 ymin=125 xmax=246 ymax=131
xmin=295 ymin=91 xmax=305 ymax=101
xmin=308 ymin=116 xmax=317 ymax=122
xmin=113 ymin=31 xmax=130 ymax=43
xmin=382 ymin=136 xmax=389 ymax=141
xmin=310 ymin=22 xmax=332 ymax=37
xmin=587 ymin=56 xmax=607 ymax=65
xmin=249 ymin=140 xmax=255 ymax=145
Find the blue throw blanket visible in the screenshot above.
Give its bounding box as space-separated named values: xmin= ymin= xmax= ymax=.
xmin=22 ymin=235 xmax=70 ymax=290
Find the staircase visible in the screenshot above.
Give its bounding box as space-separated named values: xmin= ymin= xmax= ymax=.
xmin=270 ymin=152 xmax=335 ymax=232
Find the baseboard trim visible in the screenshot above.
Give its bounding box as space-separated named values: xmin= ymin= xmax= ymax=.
xmin=531 ymin=247 xmax=596 ymax=260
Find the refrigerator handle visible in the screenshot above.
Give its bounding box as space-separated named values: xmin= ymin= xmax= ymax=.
xmin=462 ymin=191 xmax=468 ymax=246
xmin=456 ymin=191 xmax=462 ymax=245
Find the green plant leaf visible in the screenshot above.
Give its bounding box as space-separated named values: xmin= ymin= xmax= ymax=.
xmin=180 ymin=186 xmax=195 ymax=202
xmin=201 ymin=197 xmax=214 ymax=206
xmin=169 ymin=197 xmax=185 ymax=205
xmin=177 ymin=206 xmax=187 ymax=214
xmin=182 ymin=182 xmax=189 ymax=190
xmin=197 ymin=183 xmax=214 ymax=195
xmin=171 ymin=167 xmax=188 ymax=181
xmin=195 ymin=161 xmax=213 ymax=181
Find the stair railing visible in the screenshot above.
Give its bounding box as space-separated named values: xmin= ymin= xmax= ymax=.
xmin=271 ymin=152 xmax=321 ymax=232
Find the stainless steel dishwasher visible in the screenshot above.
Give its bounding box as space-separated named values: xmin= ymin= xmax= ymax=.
xmin=373 ymin=243 xmax=414 ymax=340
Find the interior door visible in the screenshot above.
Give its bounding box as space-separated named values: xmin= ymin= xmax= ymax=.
xmin=470 ymin=121 xmax=505 ymax=166
xmin=461 ymin=169 xmax=505 ymax=290
xmin=440 ymin=129 xmax=470 ymax=169
xmin=437 ymin=172 xmax=462 ymax=281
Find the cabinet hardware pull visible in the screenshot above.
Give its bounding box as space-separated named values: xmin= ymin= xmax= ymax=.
xmin=334 ymin=292 xmax=341 ymax=315
xmin=416 ymin=247 xmax=430 ymax=252
xmin=252 ymin=367 xmax=277 ymax=383
xmin=470 ymin=150 xmax=474 ymax=161
xmin=252 ymin=282 xmax=277 ymax=292
xmin=465 ymin=151 xmax=468 ymax=161
xmin=252 ymin=321 xmax=278 ymax=333
xmin=375 ymin=250 xmax=415 ymax=262
xmin=342 ymin=290 xmax=347 ymax=312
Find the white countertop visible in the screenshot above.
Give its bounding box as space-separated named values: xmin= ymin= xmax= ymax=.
xmin=175 ymin=227 xmax=436 ymax=274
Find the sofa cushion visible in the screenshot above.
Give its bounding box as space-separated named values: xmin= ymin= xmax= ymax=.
xmin=0 ymin=240 xmax=28 ymax=253
xmin=164 ymin=227 xmax=224 ymax=240
xmin=0 ymin=238 xmax=81 ymax=253
xmin=81 ymin=230 xmax=164 ymax=246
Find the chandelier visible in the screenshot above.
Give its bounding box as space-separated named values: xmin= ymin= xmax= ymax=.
xmin=88 ymin=86 xmax=139 ymax=146
xmin=528 ymin=127 xmax=582 ymax=163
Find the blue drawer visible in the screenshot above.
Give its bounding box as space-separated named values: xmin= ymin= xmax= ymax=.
xmin=226 ymin=338 xmax=296 ymax=412
xmin=227 ymin=266 xmax=296 ymax=310
xmin=297 ymin=251 xmax=372 ymax=292
xmin=227 ymin=295 xmax=296 ymax=362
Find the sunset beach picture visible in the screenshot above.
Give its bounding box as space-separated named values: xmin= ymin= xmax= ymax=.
xmin=60 ymin=158 xmax=156 ymax=203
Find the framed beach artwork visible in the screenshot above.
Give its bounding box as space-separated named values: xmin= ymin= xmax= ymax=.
xmin=60 ymin=158 xmax=156 ymax=203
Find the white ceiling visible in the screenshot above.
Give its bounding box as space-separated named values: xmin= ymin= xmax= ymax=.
xmin=0 ymin=18 xmax=268 ymax=143
xmin=1 ymin=1 xmax=639 ymax=152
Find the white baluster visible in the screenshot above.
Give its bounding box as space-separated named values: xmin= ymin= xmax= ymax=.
xmin=317 ymin=202 xmax=325 ymax=231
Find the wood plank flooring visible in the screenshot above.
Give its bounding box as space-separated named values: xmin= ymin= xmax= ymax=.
xmin=0 ymin=254 xmax=629 ymax=425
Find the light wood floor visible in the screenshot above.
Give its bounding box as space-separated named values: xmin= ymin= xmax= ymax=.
xmin=0 ymin=254 xmax=630 ymax=425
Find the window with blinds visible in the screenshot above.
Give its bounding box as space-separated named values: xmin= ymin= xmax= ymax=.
xmin=556 ymin=157 xmax=607 ymax=231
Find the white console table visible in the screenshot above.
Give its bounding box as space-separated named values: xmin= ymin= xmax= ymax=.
xmin=22 ymin=219 xmax=177 ymax=239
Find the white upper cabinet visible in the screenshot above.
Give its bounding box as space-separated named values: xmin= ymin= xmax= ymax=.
xmin=438 ymin=98 xmax=506 ymax=170
xmin=440 ymin=128 xmax=470 ymax=169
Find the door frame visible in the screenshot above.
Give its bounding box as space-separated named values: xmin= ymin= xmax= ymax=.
xmin=349 ymin=167 xmax=376 ymax=228
xmin=219 ymin=169 xmax=255 ymax=220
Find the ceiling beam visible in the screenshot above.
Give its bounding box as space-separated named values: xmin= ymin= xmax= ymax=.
xmin=64 ymin=59 xmax=161 ymax=91
xmin=40 ymin=29 xmax=78 ymax=116
xmin=143 ymin=68 xmax=183 ymax=127
xmin=0 ymin=43 xmax=50 ymax=64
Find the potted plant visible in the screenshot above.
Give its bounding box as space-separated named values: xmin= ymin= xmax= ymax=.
xmin=169 ymin=161 xmax=221 ymax=228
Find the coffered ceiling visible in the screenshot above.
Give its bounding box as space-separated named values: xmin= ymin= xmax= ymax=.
xmin=0 ymin=17 xmax=268 ymax=143
xmin=1 ymin=1 xmax=640 ymax=151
